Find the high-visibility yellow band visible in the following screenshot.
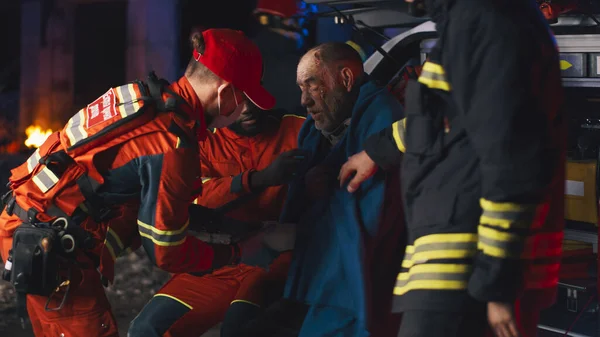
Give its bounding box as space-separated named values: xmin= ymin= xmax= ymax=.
xmin=231 ymin=299 xmax=261 ymax=308
xmin=392 ymin=119 xmax=406 ymax=153
xmin=418 ymin=76 xmax=451 ymax=91
xmin=394 ymin=280 xmax=468 ymax=296
xmin=282 ymin=114 xmax=307 ymax=120
xmin=422 ymin=62 xmax=445 ymax=75
xmin=480 ymin=199 xmax=531 ymax=212
xmin=137 ymin=219 xmax=189 ymax=236
xmin=154 ymin=294 xmax=193 ymax=310
xmin=413 ymin=233 xmax=478 ymax=246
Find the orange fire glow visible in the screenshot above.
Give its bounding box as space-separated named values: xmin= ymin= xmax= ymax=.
xmin=24 ymin=125 xmax=53 ymax=148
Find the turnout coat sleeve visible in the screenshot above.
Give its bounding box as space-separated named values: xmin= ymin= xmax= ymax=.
xmin=363 ymin=119 xmax=406 ymax=170
xmin=444 ymin=7 xmax=562 ymax=302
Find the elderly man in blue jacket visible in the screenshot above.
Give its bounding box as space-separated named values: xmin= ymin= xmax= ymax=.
xmin=234 ymin=42 xmax=405 ymax=337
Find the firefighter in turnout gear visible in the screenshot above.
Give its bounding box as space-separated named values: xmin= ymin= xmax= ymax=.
xmin=339 ymin=0 xmax=565 ymax=336
xmin=0 ymin=28 xmax=277 ymax=337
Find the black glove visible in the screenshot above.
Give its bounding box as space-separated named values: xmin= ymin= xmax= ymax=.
xmin=250 ymin=149 xmax=310 ymax=190
xmin=188 ymin=204 xmax=224 ymax=232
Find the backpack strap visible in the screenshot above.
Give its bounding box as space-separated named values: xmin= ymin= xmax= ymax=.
xmin=146 ymin=71 xmax=192 ymax=120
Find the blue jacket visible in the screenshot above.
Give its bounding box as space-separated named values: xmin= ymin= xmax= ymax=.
xmin=280 ymin=80 xmax=405 ymax=337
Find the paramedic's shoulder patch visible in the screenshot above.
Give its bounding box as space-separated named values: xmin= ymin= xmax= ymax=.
xmin=64 ymin=83 xmax=146 ymax=148
xmin=86 ymin=88 xmax=117 ymax=129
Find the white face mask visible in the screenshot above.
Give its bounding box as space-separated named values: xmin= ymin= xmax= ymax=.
xmin=209 ymin=84 xmax=246 ymax=129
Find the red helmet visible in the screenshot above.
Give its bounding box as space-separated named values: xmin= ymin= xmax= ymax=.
xmin=255 ymin=0 xmax=299 ymax=18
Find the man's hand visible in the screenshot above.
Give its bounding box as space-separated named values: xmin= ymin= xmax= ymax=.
xmin=250 ymin=149 xmax=310 ymax=190
xmin=488 ymin=302 xmax=520 ymax=337
xmin=338 ymin=150 xmax=378 ymax=193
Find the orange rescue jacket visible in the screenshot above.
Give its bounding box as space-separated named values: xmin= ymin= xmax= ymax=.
xmin=0 ymin=75 xmax=237 ymax=282
xmin=194 ymin=113 xmax=305 ymax=222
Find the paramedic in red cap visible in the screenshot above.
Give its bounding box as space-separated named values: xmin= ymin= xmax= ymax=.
xmin=0 ymin=28 xmax=282 ymax=337
xmin=195 ymin=29 xmax=276 ymax=119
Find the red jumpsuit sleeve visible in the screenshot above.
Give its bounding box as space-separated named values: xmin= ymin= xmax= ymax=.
xmin=194 ymin=155 xmax=254 ymax=208
xmin=137 ymin=147 xmax=235 ymax=273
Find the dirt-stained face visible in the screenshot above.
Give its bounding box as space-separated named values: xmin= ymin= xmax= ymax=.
xmin=296 ymin=51 xmax=351 ymax=132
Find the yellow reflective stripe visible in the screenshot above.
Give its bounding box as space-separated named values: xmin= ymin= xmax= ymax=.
xmin=481 ymin=229 xmax=563 ymax=259
xmin=154 ymin=294 xmax=193 ymax=310
xmin=394 ymin=280 xmax=467 ymax=295
xmin=65 ymin=109 xmax=89 ymax=147
xmin=32 ymin=167 xmax=59 ymax=193
xmin=231 ymin=299 xmax=261 ymax=308
xmin=26 ymin=149 xmax=41 ymax=173
xmin=479 ymin=198 xmax=538 ymax=230
xmin=392 ymin=118 xmax=406 ymax=153
xmin=479 ymin=215 xmax=527 ymax=230
xmin=282 ymin=114 xmax=307 ymax=120
xmin=402 ymin=233 xmax=478 ymax=268
xmin=479 ymin=225 xmax=522 ymax=243
xmin=139 ymin=232 xmax=186 ymax=247
xmin=397 ymin=233 xmax=478 ymax=295
xmin=397 ymin=263 xmax=471 ymax=279
xmin=107 ymin=227 xmax=125 ymax=251
xmin=403 ymin=249 xmax=477 ymax=268
xmin=395 ymin=264 xmax=472 ymax=295
xmin=115 ymin=86 xmax=129 ymax=118
xmin=346 ymin=40 xmax=367 ymax=61
xmin=413 ymin=233 xmax=477 ymax=246
xmin=104 ymin=227 xmax=126 ymax=260
xmin=480 ymin=199 xmax=531 ymax=212
xmin=137 ymin=219 xmax=189 ymax=236
xmin=201 ymin=177 xmax=212 ymax=183
xmin=422 ymin=62 xmax=445 ymax=75
xmin=418 ymin=62 xmax=451 ymax=91
xmin=137 ymin=219 xmax=188 ymax=246
xmin=115 ymin=84 xmax=141 ymax=118
xmin=418 ymin=76 xmax=451 ymax=91
xmin=105 ymin=241 xmax=117 ymax=260
xmin=127 ymin=84 xmax=141 ymax=112
xmin=477 ymin=225 xmax=524 ymax=258
xmin=176 ymin=137 xmax=181 ymax=149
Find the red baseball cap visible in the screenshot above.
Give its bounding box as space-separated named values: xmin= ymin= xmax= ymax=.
xmin=193 ymin=29 xmax=275 ymax=110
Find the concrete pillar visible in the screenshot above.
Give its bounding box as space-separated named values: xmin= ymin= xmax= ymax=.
xmin=19 ymin=0 xmax=74 ymax=133
xmin=126 ymin=0 xmax=180 ymax=83
xmin=47 ymin=6 xmax=74 ymax=130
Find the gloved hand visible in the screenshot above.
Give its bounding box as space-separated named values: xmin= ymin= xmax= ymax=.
xmin=250 ymin=149 xmax=310 ymax=190
xmin=188 ymin=204 xmax=224 ymax=232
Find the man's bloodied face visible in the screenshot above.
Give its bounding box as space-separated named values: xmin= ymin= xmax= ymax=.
xmin=297 ymin=52 xmax=353 ymax=132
